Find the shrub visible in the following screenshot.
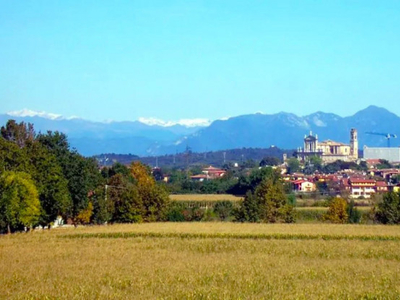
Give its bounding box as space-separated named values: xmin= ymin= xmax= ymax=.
xmin=279 ymin=205 xmax=296 ymax=223
xmin=166 ymin=202 xmax=186 ymax=222
xmin=235 ymin=177 xmax=295 ymax=223
xmin=374 ymin=192 xmax=400 ymax=224
xmin=213 ymin=201 xmax=234 ymax=221
xmin=295 ymin=209 xmax=325 ymax=223
xmin=323 ymin=197 xmax=348 ymax=224
xmin=287 ymin=193 xmax=296 ymax=206
xmin=347 ymin=200 xmax=361 ymax=224
xmin=201 ymin=209 xmax=218 ymax=221
xmin=234 ymin=191 xmax=260 ymax=222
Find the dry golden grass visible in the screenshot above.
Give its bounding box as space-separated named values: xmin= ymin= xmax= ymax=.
xmin=1 ymin=223 xmax=400 ymax=299
xmin=170 ymin=194 xmax=243 ymax=202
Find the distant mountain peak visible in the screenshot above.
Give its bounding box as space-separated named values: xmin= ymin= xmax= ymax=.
xmin=6 ymin=108 xmax=79 ymax=121
xmin=352 ymin=105 xmax=397 ymax=118
xmin=138 ymin=117 xmax=211 ymax=128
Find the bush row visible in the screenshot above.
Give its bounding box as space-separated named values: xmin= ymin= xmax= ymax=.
xmin=165 ymin=201 xmax=374 ymax=223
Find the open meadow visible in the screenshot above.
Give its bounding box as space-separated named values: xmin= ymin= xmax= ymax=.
xmin=170 ymin=194 xmax=243 ymax=202
xmin=1 ymin=223 xmax=400 ymax=299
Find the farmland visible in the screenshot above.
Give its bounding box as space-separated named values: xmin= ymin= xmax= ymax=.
xmin=1 ymin=223 xmax=400 ymax=299
xmin=170 ymin=194 xmax=243 ymax=202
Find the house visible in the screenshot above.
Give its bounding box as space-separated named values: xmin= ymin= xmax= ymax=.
xmin=349 ymin=178 xmax=376 ymax=199
xmin=292 ymin=180 xmax=316 ymax=192
xmin=375 ymin=181 xmax=389 ymax=193
xmin=190 ymin=174 xmax=208 ymax=182
xmin=202 ymin=166 xmax=226 ymax=179
xmin=190 ymin=165 xmax=226 ymax=181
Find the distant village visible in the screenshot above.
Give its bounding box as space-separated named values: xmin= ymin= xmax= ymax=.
xmin=170 ymin=128 xmax=400 ymax=199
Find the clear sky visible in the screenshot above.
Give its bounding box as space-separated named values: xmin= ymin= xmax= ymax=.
xmin=1 ymin=0 xmax=400 ymax=122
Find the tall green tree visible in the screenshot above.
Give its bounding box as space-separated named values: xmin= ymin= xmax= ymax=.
xmin=235 ymin=171 xmax=295 ymax=223
xmin=0 ymin=138 xmax=29 ymax=172
xmin=323 ymin=198 xmax=348 ymax=224
xmin=0 ymin=172 xmax=41 ymax=233
xmin=234 ymin=191 xmax=260 ymax=222
xmin=38 ymin=131 xmax=104 ymax=224
xmin=375 ymin=192 xmax=400 ymax=224
xmin=107 ymin=174 xmax=143 ymax=223
xmin=255 ymin=177 xmax=293 ymax=223
xmin=287 ymin=158 xmax=300 ymax=174
xmin=24 ymin=141 xmax=71 ymax=227
xmin=130 ymin=162 xmax=169 ymax=221
xmin=260 ymin=157 xmax=281 ymax=167
xmin=1 ymin=120 xmax=35 ymax=148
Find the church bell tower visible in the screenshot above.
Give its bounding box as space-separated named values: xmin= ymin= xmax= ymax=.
xmin=350 ymin=128 xmax=358 ymax=160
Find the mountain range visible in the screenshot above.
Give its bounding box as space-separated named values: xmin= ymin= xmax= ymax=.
xmin=1 ymin=105 xmax=399 ymax=156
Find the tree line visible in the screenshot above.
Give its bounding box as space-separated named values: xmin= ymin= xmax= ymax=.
xmin=0 ymin=120 xmax=169 ymax=233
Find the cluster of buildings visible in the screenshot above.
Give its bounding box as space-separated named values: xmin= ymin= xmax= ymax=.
xmin=190 ymin=166 xmax=227 ymax=182
xmin=296 ymin=129 xmax=359 ymax=163
xmin=284 ymin=166 xmax=400 ymax=199
xmin=186 ymin=128 xmax=400 ymax=199
xmin=296 ymin=128 xmax=400 ymax=163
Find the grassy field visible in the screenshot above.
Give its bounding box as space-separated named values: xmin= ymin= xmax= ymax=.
xmin=170 ymin=194 xmax=243 ymax=201
xmin=1 ymin=223 xmax=400 ymax=299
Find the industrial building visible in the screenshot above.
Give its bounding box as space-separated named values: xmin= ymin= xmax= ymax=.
xmin=363 ymin=146 xmax=400 ymax=163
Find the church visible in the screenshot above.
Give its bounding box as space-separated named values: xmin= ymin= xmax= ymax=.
xmin=296 ymin=129 xmax=358 ymax=163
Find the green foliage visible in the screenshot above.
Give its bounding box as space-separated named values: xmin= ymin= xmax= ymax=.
xmin=235 ymin=191 xmax=260 ymax=222
xmin=0 ymin=171 xmax=41 ymax=232
xmin=101 ymin=162 xmax=131 ymax=179
xmin=166 ymin=202 xmax=206 ymax=222
xmin=235 ymin=171 xmax=295 ymax=223
xmin=322 ymin=160 xmax=364 ymax=174
xmin=256 ymin=178 xmax=295 ymax=223
xmin=323 ymin=198 xmax=348 ymax=224
xmin=376 ymin=159 xmax=392 ymax=170
xmin=90 ymin=185 xmax=109 ymax=224
xmin=229 ymin=167 xmax=279 ymax=195
xmin=374 ymin=192 xmax=400 ymax=224
xmin=287 ymin=193 xmax=296 ymax=206
xmin=130 ymin=162 xmax=170 ymax=222
xmin=1 ymin=120 xmax=35 ymax=148
xmin=304 ymin=156 xmax=323 ymax=174
xmin=295 ymin=209 xmax=326 ymax=223
xmin=0 ymin=121 xmax=179 ymax=229
xmin=259 ymin=156 xmax=281 ymax=167
xmin=75 ymin=202 xmax=93 ymax=225
xmin=166 ymin=202 xmax=186 ymax=222
xmin=0 ymin=138 xmax=29 ymax=172
xmin=287 ymin=158 xmax=300 ymax=174
xmin=213 ymin=201 xmax=234 ymax=221
xmin=107 ymin=174 xmax=143 ymax=223
xmin=347 ymin=200 xmax=362 ymax=224
xmin=280 ymin=205 xmax=296 ymax=223
xmin=25 ymin=141 xmax=71 ymax=226
xmin=38 ymin=131 xmax=104 ymax=222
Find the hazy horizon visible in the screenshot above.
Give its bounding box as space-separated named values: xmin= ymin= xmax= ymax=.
xmin=1 ymin=1 xmax=399 ymax=121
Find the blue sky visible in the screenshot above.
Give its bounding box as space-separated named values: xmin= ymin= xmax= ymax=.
xmin=1 ymin=1 xmax=400 ymax=122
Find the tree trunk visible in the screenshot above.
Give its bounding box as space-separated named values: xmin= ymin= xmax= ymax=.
xmin=7 ymin=224 xmax=11 ymax=234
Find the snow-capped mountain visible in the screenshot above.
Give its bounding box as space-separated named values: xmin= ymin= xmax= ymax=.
xmin=1 ymin=105 xmax=399 ymax=156
xmin=138 ymin=117 xmax=211 ymax=128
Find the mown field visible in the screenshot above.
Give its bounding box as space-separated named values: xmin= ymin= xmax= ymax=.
xmin=170 ymin=194 xmax=243 ymax=202
xmin=1 ymin=223 xmax=400 ymax=299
